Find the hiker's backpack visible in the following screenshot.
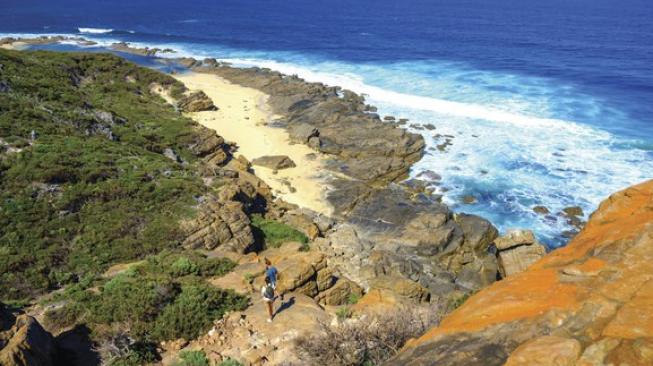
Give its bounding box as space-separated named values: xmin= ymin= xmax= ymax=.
xmin=264 ymin=284 xmax=274 ymax=299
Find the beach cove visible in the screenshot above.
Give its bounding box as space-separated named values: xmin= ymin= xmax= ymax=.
xmin=172 ymin=71 xmax=334 ymax=216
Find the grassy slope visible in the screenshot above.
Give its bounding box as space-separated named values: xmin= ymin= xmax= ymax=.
xmin=0 ymin=49 xmax=206 ymax=302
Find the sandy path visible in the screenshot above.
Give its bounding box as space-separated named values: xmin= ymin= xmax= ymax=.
xmin=173 ymin=72 xmax=334 ymax=216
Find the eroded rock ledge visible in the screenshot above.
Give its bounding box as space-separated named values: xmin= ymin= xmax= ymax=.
xmin=388 ymin=179 xmax=653 ymax=366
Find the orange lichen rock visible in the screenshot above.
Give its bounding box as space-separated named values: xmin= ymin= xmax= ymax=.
xmin=389 ymin=180 xmax=653 ymax=366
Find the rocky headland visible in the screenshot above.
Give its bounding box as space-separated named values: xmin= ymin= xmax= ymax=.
xmin=389 ymin=179 xmax=653 ymax=366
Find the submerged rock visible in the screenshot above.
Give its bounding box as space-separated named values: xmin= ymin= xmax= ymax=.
xmin=532 ymin=205 xmax=549 ymax=215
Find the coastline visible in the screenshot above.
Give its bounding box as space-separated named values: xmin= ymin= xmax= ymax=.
xmin=4 ymin=33 xmax=653 ymax=366
xmin=0 ymin=35 xmax=606 ymax=244
xmin=172 ymin=71 xmax=335 ymax=216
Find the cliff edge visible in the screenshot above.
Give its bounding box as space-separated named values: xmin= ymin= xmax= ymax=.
xmin=389 ymin=179 xmax=653 ymax=366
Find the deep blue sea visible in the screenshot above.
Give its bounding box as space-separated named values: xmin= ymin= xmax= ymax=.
xmin=2 ymin=0 xmax=653 ymax=246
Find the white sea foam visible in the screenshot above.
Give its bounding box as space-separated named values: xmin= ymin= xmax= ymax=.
xmin=78 ymin=27 xmax=113 ymax=34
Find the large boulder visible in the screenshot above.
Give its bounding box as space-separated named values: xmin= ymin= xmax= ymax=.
xmin=251 ymin=155 xmax=296 ymax=170
xmin=288 ymin=123 xmax=319 ymax=144
xmin=495 ymin=230 xmax=547 ymax=277
xmin=315 ymin=277 xmax=363 ymax=306
xmin=369 ymin=275 xmax=430 ymax=303
xmin=388 ymin=180 xmax=653 ymax=366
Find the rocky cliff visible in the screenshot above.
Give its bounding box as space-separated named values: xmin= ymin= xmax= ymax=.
xmin=389 ymin=179 xmax=653 ymax=366
xmin=0 ymin=304 xmax=57 ymax=366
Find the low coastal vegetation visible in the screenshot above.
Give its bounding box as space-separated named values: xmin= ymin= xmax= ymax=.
xmin=250 ymin=213 xmax=308 ymax=249
xmin=45 ymin=251 xmax=247 ymax=364
xmin=295 ymin=304 xmax=443 ymax=366
xmin=0 ymin=49 xmax=206 ymax=303
xmin=172 ymin=350 xmax=210 ymax=366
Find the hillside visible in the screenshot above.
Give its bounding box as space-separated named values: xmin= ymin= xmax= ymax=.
xmin=0 ymin=49 xmax=218 ymax=301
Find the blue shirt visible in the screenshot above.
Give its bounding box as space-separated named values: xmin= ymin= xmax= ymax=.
xmin=266 ymin=266 xmax=278 ymax=284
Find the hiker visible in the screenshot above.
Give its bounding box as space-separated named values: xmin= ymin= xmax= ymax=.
xmin=261 ymin=275 xmax=275 ymax=322
xmin=264 ymin=258 xmax=283 ymax=301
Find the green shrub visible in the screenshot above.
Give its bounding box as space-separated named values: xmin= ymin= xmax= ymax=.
xmin=141 ymin=251 xmax=236 ymax=278
xmin=170 ymin=257 xmax=199 ymax=277
xmin=336 ymin=306 xmax=352 ymax=321
xmin=218 ymin=358 xmax=244 ymax=366
xmin=173 ymin=350 xmax=210 ymax=366
xmin=347 ymin=293 xmax=361 ymax=305
xmin=250 ymin=214 xmax=308 ymax=248
xmin=447 ymin=291 xmax=474 ymax=311
xmin=108 ymin=341 xmax=159 ymax=366
xmin=0 ymin=49 xmax=209 ymax=302
xmin=43 ymin=250 xmax=243 ymax=344
xmin=150 ymin=283 xmax=248 ymax=341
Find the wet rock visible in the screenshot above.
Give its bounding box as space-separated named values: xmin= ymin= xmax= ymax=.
xmin=423 ymin=123 xmax=436 ymax=130
xmin=532 ymin=205 xmax=550 ymax=215
xmin=251 ymin=155 xmax=296 ymax=170
xmin=177 ymin=90 xmax=218 ymax=112
xmin=177 ymin=57 xmax=201 ymax=68
xmin=110 ymin=41 xmax=173 ymax=57
xmin=417 ymin=170 xmax=442 ymax=181
xmin=383 ymin=116 xmax=396 ymax=121
xmin=462 ymin=195 xmax=477 ymax=204
xmin=562 ymin=206 xmax=584 ymax=217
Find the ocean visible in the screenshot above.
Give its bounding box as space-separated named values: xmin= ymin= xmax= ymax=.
xmin=2 ymin=0 xmax=652 ymax=246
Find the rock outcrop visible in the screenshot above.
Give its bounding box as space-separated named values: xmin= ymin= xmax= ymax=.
xmin=181 ymin=196 xmax=254 ymax=252
xmin=110 ymin=42 xmax=175 ymax=57
xmin=176 ymin=90 xmax=217 ymax=112
xmin=316 ymin=184 xmax=500 ymax=305
xmin=388 ymin=180 xmax=653 ymax=366
xmin=0 ymin=305 xmax=57 ymax=366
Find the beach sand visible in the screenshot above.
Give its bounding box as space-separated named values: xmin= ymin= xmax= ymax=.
xmin=0 ymin=41 xmax=27 ymax=50
xmin=173 ymin=72 xmax=334 ymax=216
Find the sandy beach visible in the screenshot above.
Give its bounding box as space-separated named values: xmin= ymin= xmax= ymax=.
xmin=173 ymin=72 xmax=334 ymax=216
xmin=0 ymin=41 xmax=27 ymax=50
